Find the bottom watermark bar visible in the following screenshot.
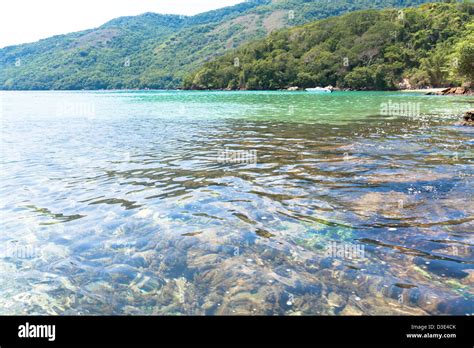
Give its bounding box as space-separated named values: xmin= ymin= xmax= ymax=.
xmin=0 ymin=316 xmax=471 ymax=346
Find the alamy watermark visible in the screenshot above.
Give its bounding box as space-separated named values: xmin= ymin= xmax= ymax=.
xmin=380 ymin=100 xmax=421 ymax=117
xmin=217 ymin=148 xmax=257 ymax=165
xmin=56 ymin=101 xmax=96 ymax=118
xmin=343 ymin=57 xmax=349 ymax=67
xmin=324 ymin=242 xmax=365 ymax=260
xmin=0 ymin=241 xmax=40 ymax=259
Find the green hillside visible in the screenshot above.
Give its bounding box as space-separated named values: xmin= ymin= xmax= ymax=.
xmin=0 ymin=0 xmax=444 ymax=90
xmin=184 ymin=2 xmax=474 ymax=90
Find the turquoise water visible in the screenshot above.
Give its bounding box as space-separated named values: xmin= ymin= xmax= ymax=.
xmin=0 ymin=90 xmax=473 ymax=315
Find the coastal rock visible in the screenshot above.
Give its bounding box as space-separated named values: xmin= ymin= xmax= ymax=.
xmin=441 ymin=87 xmax=473 ymax=96
xmin=287 ymin=86 xmax=299 ymax=91
xmin=462 ymin=110 xmax=474 ymax=126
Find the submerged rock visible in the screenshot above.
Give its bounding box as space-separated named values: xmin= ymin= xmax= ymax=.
xmin=340 ymin=304 xmax=364 ymax=316
xmin=101 ymin=264 xmax=140 ymax=284
xmin=327 ymin=292 xmax=346 ymax=309
xmin=187 ymin=253 xmax=223 ymax=273
xmin=159 ymin=248 xmax=187 ymax=277
xmin=152 ymin=277 xmax=197 ymax=314
xmin=129 ymin=273 xmax=165 ymax=294
xmin=437 ymin=297 xmax=474 ymax=315
xmin=414 ymin=257 xmax=472 ymax=279
xmin=353 ymin=191 xmax=410 ymax=219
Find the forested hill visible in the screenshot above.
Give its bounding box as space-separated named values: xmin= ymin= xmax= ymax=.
xmin=0 ymin=0 xmax=444 ymax=90
xmin=184 ymin=2 xmax=474 ymax=91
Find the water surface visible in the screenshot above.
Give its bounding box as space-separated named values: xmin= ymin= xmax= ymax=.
xmin=0 ymin=90 xmax=473 ymax=315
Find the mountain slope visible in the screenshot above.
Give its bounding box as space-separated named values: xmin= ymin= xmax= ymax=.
xmin=0 ymin=0 xmax=447 ymax=90
xmin=184 ymin=2 xmax=474 ymax=90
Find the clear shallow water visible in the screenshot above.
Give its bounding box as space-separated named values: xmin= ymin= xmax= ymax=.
xmin=0 ymin=90 xmax=473 ymax=315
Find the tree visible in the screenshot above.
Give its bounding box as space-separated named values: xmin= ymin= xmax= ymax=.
xmin=343 ymin=67 xmax=375 ymax=89
xmin=418 ymin=50 xmax=448 ymax=87
xmin=457 ymin=43 xmax=474 ymax=85
xmin=454 ymin=21 xmax=474 ymax=85
xmin=184 ymin=3 xmax=473 ymax=90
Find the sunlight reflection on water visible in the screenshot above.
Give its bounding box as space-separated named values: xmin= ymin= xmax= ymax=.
xmin=0 ymin=91 xmax=473 ymax=315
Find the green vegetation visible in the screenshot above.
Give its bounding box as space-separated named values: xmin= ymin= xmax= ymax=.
xmin=0 ymin=0 xmax=445 ymax=90
xmin=184 ymin=2 xmax=474 ymax=90
xmin=453 ymin=22 xmax=474 ymax=83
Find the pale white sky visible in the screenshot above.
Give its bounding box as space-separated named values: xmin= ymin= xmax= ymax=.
xmin=0 ymin=0 xmax=244 ymax=48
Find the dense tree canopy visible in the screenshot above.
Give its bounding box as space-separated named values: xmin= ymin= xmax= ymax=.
xmin=184 ymin=2 xmax=474 ymax=90
xmin=0 ymin=0 xmax=447 ymax=90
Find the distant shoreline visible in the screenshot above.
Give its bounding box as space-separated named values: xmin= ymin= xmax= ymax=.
xmin=399 ymin=88 xmax=446 ymax=94
xmin=0 ymin=87 xmax=472 ymax=94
